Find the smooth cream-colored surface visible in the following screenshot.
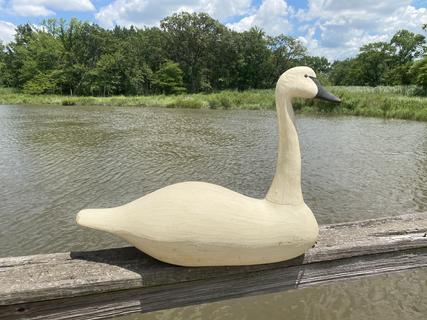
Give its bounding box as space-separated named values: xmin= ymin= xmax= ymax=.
xmin=77 ymin=66 xmax=321 ymax=266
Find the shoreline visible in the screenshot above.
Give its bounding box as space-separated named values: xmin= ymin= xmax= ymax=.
xmin=1 ymin=86 xmax=426 ymax=121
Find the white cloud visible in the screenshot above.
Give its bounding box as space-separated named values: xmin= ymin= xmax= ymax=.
xmin=227 ymin=0 xmax=293 ymax=35
xmin=200 ymin=0 xmax=252 ymax=20
xmin=297 ymin=0 xmax=427 ymax=60
xmin=0 ymin=20 xmax=16 ymax=44
xmin=96 ymin=0 xmax=252 ymax=28
xmin=9 ymin=0 xmax=95 ymax=17
xmin=12 ymin=4 xmax=55 ymax=16
xmin=300 ymin=0 xmax=408 ymax=20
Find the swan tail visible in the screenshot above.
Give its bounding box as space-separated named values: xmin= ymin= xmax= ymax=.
xmin=76 ymin=208 xmax=120 ymax=233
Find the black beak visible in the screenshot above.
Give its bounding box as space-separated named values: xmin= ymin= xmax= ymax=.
xmin=310 ymin=76 xmax=341 ymax=103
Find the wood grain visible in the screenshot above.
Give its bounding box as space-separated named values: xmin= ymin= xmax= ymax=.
xmin=1 ymin=212 xmax=426 ymax=319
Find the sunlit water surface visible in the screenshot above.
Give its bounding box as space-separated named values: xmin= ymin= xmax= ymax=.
xmin=1 ymin=104 xmax=426 ymax=319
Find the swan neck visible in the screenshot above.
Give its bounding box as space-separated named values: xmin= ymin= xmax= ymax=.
xmin=265 ymin=91 xmax=303 ymax=205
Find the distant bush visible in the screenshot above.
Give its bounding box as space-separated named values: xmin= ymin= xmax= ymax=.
xmin=167 ymin=97 xmax=204 ymax=109
xmin=208 ymin=98 xmax=221 ymax=109
xmin=62 ymin=100 xmax=76 ymax=106
xmin=23 ymin=74 xmax=57 ymax=95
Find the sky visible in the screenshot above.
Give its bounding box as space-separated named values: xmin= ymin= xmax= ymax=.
xmin=0 ymin=0 xmax=426 ymax=60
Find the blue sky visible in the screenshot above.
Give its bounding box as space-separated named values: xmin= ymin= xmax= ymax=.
xmin=1 ymin=0 xmax=426 ymax=60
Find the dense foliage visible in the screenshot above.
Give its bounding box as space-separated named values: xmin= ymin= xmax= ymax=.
xmin=329 ymin=29 xmax=426 ymax=87
xmin=0 ymin=13 xmax=425 ymax=96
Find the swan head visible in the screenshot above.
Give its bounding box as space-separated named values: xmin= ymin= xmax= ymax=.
xmin=277 ymin=66 xmax=341 ymax=103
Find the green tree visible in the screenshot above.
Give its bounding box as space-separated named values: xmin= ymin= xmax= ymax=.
xmin=412 ymin=24 xmax=427 ymax=87
xmin=59 ymin=18 xmax=111 ymax=95
xmin=358 ymin=42 xmax=394 ymax=86
xmin=23 ymin=73 xmax=57 ymax=94
xmin=329 ymin=59 xmax=364 ymax=85
xmin=4 ymin=26 xmax=64 ymax=92
xmin=3 ymin=24 xmax=33 ymax=88
xmin=390 ymin=30 xmax=425 ymax=63
xmin=1 ymin=15 xmax=312 ymax=95
xmin=111 ymin=27 xmax=159 ymax=94
xmin=153 ymin=60 xmax=186 ymax=94
xmin=161 ymin=12 xmax=228 ymax=92
xmin=411 ymin=57 xmax=427 ymax=87
xmin=234 ymin=27 xmax=272 ymax=90
xmin=385 ymin=30 xmax=426 ymax=84
xmin=0 ymin=42 xmax=6 ymax=86
xmin=329 ymin=29 xmax=426 ymax=86
xmin=90 ymin=52 xmax=123 ymax=96
xmin=6 ymin=15 xmax=426 ymax=95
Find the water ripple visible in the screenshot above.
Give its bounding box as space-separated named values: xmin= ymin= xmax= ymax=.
xmin=0 ymin=105 xmax=426 ymax=257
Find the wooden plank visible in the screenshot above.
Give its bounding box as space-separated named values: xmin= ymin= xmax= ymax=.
xmin=0 ymin=213 xmax=426 ymax=320
xmin=1 ymin=249 xmax=426 ymax=320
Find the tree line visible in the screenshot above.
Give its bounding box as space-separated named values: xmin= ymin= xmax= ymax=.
xmin=0 ymin=13 xmax=425 ymax=96
xmin=330 ymin=27 xmax=427 ymax=87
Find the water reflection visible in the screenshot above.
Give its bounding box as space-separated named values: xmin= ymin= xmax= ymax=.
xmin=119 ymin=268 xmax=427 ymax=320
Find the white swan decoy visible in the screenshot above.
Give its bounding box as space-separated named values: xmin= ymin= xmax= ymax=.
xmin=76 ymin=66 xmax=341 ymax=266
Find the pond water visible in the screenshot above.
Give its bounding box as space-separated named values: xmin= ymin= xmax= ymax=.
xmin=121 ymin=268 xmax=427 ymax=320
xmin=0 ymin=104 xmax=426 ymax=318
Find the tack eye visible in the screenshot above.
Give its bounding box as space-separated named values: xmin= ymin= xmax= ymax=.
xmin=304 ymin=74 xmax=308 ymax=78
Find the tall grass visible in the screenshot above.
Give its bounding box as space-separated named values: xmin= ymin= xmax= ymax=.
xmin=314 ymin=87 xmax=427 ymax=121
xmin=1 ymin=86 xmax=426 ymax=121
xmin=0 ymin=88 xmax=276 ymax=110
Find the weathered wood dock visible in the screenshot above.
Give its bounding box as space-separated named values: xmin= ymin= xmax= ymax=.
xmin=1 ymin=212 xmax=426 ymax=320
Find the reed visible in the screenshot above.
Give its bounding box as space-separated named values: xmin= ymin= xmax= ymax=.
xmin=1 ymin=86 xmax=426 ymax=121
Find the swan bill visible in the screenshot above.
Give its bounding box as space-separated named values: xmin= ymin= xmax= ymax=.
xmin=310 ymin=76 xmax=341 ymax=103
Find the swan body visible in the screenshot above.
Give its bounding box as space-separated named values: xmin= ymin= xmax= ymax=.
xmin=76 ymin=66 xmax=340 ymax=266
xmin=77 ymin=182 xmax=318 ymax=266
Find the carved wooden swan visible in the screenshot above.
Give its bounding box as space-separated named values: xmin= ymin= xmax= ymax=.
xmin=76 ymin=66 xmax=341 ymax=266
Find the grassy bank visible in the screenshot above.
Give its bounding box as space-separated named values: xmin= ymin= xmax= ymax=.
xmin=0 ymin=87 xmax=275 ymax=110
xmin=1 ymin=86 xmax=427 ymax=121
xmin=294 ymin=86 xmax=427 ymax=121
